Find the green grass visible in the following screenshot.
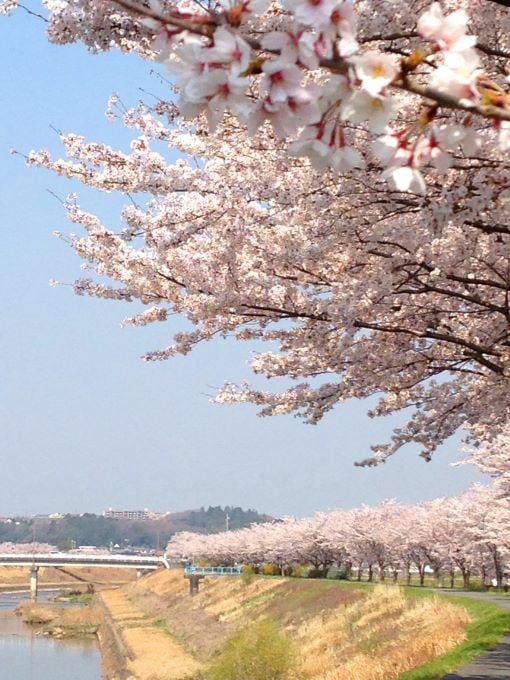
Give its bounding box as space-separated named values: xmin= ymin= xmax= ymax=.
xmin=203 ymin=618 xmax=298 ymax=680
xmin=54 ymin=592 xmax=94 ymax=605
xmin=153 ymin=617 xmax=171 ymax=634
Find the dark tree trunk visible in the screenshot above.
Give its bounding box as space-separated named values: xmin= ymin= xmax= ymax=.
xmin=434 ymin=567 xmax=441 ymax=588
xmin=419 ymin=567 xmax=425 ymax=586
xmin=493 ymin=549 xmax=503 ymax=589
xmin=405 ymin=562 xmax=412 ymax=586
xmin=345 ymin=560 xmax=352 ymax=580
xmin=481 ymin=564 xmax=489 ymax=589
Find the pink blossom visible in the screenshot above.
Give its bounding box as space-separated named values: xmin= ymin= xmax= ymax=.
xmin=260 ymin=62 xmax=305 ymax=102
xmin=262 ymin=28 xmax=330 ymax=70
xmin=417 ymin=3 xmax=476 ymax=53
xmin=207 ymin=26 xmax=252 ymax=75
xmin=349 ymin=51 xmax=398 ymax=96
xmin=283 ymin=0 xmax=339 ymax=28
xmin=341 ymin=90 xmax=398 ymax=133
xmin=382 ymin=164 xmax=426 ymax=195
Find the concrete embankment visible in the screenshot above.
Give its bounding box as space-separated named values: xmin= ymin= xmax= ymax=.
xmin=97 ymin=588 xmax=202 ymax=680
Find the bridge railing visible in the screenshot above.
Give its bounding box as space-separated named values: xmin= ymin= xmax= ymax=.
xmin=0 ymin=553 xmax=168 ymax=569
xmin=183 ymin=565 xmax=243 ymax=576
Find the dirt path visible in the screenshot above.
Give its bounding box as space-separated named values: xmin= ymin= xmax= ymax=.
xmin=441 ymin=591 xmax=510 ymax=680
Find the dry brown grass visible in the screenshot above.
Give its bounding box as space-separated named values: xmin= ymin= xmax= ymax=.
xmin=200 ymin=574 xmax=286 ymax=621
xmin=0 ymin=566 xmax=72 ymax=585
xmin=16 ymin=600 xmax=103 ymax=640
xmin=296 ymin=586 xmax=470 ymax=680
xmin=117 ymin=573 xmax=471 ymax=680
xmin=100 ymin=586 xmax=203 ymax=680
xmin=100 ymin=588 xmax=147 ymax=626
xmin=124 ymin=627 xmax=203 ymax=680
xmin=0 ymin=565 xmax=135 ymax=586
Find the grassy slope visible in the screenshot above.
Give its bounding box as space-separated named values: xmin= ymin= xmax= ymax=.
xmin=235 ymin=579 xmax=510 ymax=679
xmin=126 ymin=571 xmax=498 ymax=680
xmin=398 ymin=588 xmax=510 ymax=679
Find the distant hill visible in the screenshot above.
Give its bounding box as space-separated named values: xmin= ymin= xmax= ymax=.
xmin=0 ymin=506 xmax=273 ymax=551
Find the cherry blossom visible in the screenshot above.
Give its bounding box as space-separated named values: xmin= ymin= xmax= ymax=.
xmin=417 ymin=3 xmax=476 ymax=53
xmin=166 ymin=483 xmax=510 ymax=588
xmin=2 ymin=0 xmax=510 ymax=468
xmin=4 ymin=0 xmax=510 ymax=190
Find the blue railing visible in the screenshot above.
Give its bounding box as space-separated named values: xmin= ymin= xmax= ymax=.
xmin=184 ymin=565 xmax=243 ymax=576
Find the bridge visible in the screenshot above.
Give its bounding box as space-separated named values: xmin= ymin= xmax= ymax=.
xmin=0 ymin=552 xmax=169 ymax=570
xmin=0 ymin=552 xmax=170 ymax=597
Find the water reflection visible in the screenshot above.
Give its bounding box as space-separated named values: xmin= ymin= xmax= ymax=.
xmin=0 ymin=591 xmax=101 ymax=679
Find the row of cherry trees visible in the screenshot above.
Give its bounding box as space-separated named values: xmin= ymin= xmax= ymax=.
xmin=166 ymin=483 xmax=509 ymax=587
xmin=0 ymin=542 xmax=54 ymax=554
xmin=2 ymin=1 xmax=509 ymax=466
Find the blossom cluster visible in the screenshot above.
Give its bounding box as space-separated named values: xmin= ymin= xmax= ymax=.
xmin=4 ymin=0 xmax=510 ymax=192
xmin=130 ymin=0 xmax=510 ymax=193
xmin=24 ymin=93 xmax=509 ymax=464
xmin=3 ymin=1 xmax=509 ymax=465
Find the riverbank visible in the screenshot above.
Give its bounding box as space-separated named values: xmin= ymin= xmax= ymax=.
xmin=12 ymin=583 xmax=203 ymax=679
xmin=97 ymin=588 xmax=203 ymax=679
xmin=11 ymin=571 xmax=509 ymax=680
xmin=92 ymin=570 xmax=476 ymax=680
xmin=0 ymin=590 xmax=102 ymax=680
xmin=15 ymin=594 xmax=140 ymax=679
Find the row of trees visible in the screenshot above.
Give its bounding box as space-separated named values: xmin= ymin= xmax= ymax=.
xmin=2 ymin=0 xmax=508 ymax=467
xmin=167 ymin=483 xmax=509 ymax=587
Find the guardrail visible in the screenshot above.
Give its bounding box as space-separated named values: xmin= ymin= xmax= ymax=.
xmin=183 ymin=565 xmax=243 ymax=576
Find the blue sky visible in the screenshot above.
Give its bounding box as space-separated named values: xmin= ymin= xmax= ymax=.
xmin=0 ymin=8 xmax=484 ymax=518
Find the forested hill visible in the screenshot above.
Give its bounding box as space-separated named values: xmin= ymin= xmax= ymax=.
xmin=0 ymin=506 xmax=273 ymax=551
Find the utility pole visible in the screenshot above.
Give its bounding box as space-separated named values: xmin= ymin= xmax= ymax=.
xmin=225 ymin=512 xmax=230 ymax=532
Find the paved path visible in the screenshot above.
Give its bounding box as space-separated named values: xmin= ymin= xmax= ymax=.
xmin=440 ymin=590 xmax=510 ymax=679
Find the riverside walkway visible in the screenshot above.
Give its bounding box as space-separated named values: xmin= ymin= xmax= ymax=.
xmin=442 ymin=591 xmax=510 ymax=680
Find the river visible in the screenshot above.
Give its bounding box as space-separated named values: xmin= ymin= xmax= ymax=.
xmin=0 ymin=590 xmax=102 ymax=679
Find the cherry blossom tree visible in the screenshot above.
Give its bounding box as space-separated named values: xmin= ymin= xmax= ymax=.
xmin=0 ymin=542 xmax=55 ymax=554
xmin=166 ymin=484 xmax=510 ymax=586
xmin=459 ymin=425 xmax=510 ymax=495
xmin=2 ymin=0 xmax=509 ymax=466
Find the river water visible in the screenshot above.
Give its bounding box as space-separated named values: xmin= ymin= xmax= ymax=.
xmin=0 ymin=591 xmax=102 ymax=679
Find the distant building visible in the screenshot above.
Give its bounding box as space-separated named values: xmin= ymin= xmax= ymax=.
xmin=104 ymin=508 xmax=150 ymax=521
